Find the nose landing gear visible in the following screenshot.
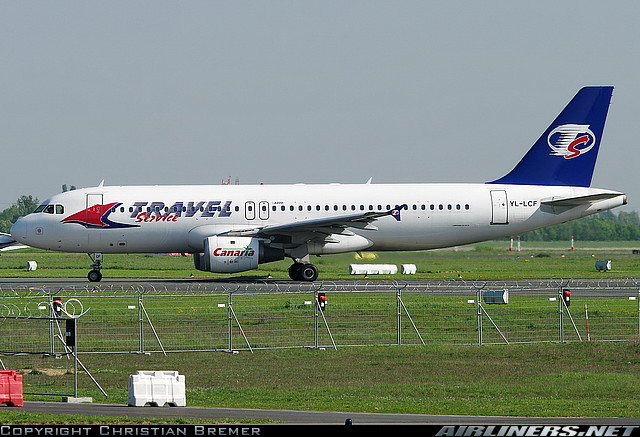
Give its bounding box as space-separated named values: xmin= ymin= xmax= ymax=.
xmin=88 ymin=253 xmax=103 ymax=282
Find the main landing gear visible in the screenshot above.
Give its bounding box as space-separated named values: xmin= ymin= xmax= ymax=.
xmin=88 ymin=252 xmax=103 ymax=282
xmin=288 ymin=262 xmax=319 ymax=282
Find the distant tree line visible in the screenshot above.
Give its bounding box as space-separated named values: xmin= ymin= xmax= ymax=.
xmin=0 ymin=195 xmax=39 ymax=234
xmin=520 ymin=210 xmax=640 ymax=241
xmin=0 ymin=185 xmax=77 ymax=233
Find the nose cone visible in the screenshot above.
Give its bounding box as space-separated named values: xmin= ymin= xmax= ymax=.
xmin=10 ymin=216 xmax=27 ymax=243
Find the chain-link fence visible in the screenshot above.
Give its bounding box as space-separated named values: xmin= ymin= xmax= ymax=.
xmin=2 ymin=278 xmax=639 ymax=399
xmin=2 ymin=278 xmax=639 ymax=356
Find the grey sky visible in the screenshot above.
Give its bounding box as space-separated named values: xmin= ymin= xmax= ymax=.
xmin=1 ymin=1 xmax=638 ymax=212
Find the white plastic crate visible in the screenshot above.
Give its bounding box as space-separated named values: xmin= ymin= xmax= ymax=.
xmin=401 ymin=264 xmax=417 ymax=274
xmin=349 ymin=264 xmax=398 ymax=275
xmin=128 ymin=371 xmax=186 ymax=407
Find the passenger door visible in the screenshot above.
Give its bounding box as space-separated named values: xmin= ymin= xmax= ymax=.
xmin=490 ymin=190 xmax=508 ymax=225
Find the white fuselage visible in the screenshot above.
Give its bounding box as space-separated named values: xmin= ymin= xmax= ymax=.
xmin=11 ymin=183 xmax=627 ymax=255
xmin=6 ymin=86 xmax=626 ymax=283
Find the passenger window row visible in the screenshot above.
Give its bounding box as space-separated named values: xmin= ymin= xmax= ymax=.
xmin=268 ymin=203 xmax=471 ymax=212
xmin=111 ymin=203 xmax=472 ymax=214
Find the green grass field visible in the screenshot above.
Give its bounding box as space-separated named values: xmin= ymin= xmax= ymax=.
xmin=1 ymin=240 xmax=639 ymax=280
xmin=1 ymin=242 xmax=639 ymax=423
xmin=2 ymin=343 xmax=640 ymax=423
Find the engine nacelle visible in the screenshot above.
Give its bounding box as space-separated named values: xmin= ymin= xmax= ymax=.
xmin=193 ymin=236 xmax=284 ymax=273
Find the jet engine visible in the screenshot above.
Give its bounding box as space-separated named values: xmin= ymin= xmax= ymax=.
xmin=193 ymin=236 xmax=284 ymax=273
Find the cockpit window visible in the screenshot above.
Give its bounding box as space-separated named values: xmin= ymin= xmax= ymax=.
xmin=33 ymin=203 xmax=65 ymax=214
xmin=34 ymin=204 xmax=48 ymax=213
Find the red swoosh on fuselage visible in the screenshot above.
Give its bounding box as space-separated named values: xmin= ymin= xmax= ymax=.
xmin=61 ymin=202 xmax=120 ymax=227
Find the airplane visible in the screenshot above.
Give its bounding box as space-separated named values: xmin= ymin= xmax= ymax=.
xmin=5 ymin=86 xmax=627 ymax=282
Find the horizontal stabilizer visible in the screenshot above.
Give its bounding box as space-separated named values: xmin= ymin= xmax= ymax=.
xmin=541 ymin=192 xmax=625 ymax=207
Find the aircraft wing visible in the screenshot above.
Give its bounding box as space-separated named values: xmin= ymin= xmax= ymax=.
xmin=219 ymin=204 xmax=408 ymax=238
xmin=1 ymin=245 xmax=29 ymax=252
xmin=0 ymin=233 xmax=17 ymax=249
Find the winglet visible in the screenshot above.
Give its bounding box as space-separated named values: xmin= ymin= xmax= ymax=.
xmin=489 ymin=87 xmax=613 ymax=187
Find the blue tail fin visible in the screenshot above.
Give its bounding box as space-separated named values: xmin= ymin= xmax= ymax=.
xmin=489 ymin=86 xmax=613 ymax=187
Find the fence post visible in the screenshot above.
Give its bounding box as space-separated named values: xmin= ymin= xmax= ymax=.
xmin=49 ymin=294 xmax=55 ymax=355
xmin=227 ymin=292 xmax=233 ymax=351
xmin=314 ymin=290 xmax=319 ymax=349
xmin=551 ymin=278 xmax=570 ymax=343
xmin=138 ymin=292 xmax=144 ymax=354
xmin=396 ymin=287 xmax=402 ymax=345
xmin=473 ymin=282 xmax=486 ymax=345
xmin=558 ymin=286 xmax=565 ymax=343
xmin=635 ymin=282 xmax=640 ymax=338
xmin=70 ymin=318 xmax=78 ymax=398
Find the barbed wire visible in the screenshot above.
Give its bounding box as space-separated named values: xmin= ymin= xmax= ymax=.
xmin=0 ymin=277 xmax=638 ymax=298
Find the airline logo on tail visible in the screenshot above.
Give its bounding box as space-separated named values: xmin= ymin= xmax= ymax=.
xmin=548 ymin=124 xmax=596 ymax=159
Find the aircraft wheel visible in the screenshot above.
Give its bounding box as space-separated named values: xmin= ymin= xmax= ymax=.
xmin=288 ymin=263 xmax=303 ymax=281
xmin=299 ymin=263 xmax=318 ymax=282
xmin=88 ymin=269 xmax=102 ymax=282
